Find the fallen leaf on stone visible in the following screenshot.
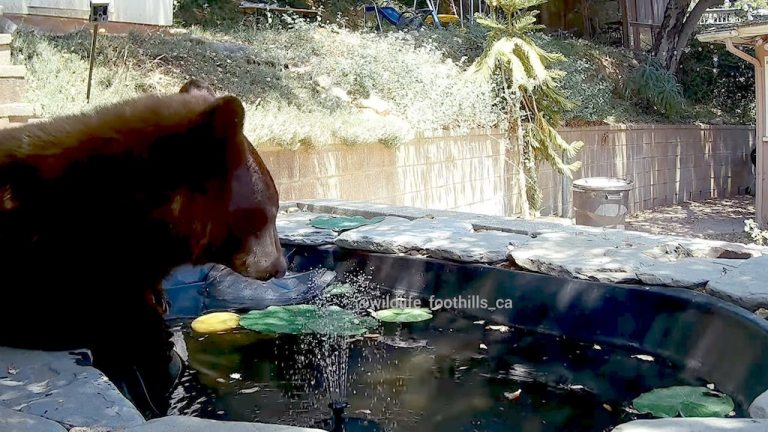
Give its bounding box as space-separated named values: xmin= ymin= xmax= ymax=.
xmin=504 ymin=390 xmax=522 ymax=401
xmin=215 ymin=378 xmax=226 ymax=383
xmin=632 ymin=354 xmax=654 ymax=362
xmin=479 ymin=343 xmax=488 ymax=350
xmin=603 ymin=404 xmax=612 ymax=412
xmin=239 ymin=386 xmax=261 ymax=394
xmin=487 ymin=325 xmax=510 ymax=333
xmin=356 ymin=409 xmax=372 ymax=415
xmin=473 ymin=320 xmax=486 ymax=325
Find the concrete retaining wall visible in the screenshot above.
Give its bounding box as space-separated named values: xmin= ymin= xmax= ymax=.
xmin=260 ymin=124 xmax=755 ymax=217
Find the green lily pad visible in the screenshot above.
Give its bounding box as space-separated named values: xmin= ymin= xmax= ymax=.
xmin=371 ymin=308 xmax=433 ymax=323
xmin=632 ymin=386 xmax=735 ymax=418
xmin=307 ymin=306 xmax=379 ymax=336
xmin=325 ymin=283 xmax=355 ymax=296
xmin=240 ymin=305 xmax=378 ymax=336
xmin=309 ymin=215 xmax=385 ymax=232
xmin=239 ymin=305 xmax=318 ymax=334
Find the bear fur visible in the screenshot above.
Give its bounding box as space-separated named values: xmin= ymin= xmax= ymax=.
xmin=0 ymin=82 xmax=286 ymax=417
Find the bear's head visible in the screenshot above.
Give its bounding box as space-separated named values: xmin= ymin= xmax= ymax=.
xmin=173 ymin=79 xmax=287 ymax=281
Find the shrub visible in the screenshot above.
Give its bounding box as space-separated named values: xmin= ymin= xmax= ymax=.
xmin=625 ymin=58 xmax=687 ymax=120
xmin=12 ymin=23 xmax=498 ymax=148
xmin=678 ymin=40 xmax=755 ymax=124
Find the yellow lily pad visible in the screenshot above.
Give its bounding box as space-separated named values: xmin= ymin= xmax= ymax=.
xmin=191 ymin=312 xmax=241 ymax=334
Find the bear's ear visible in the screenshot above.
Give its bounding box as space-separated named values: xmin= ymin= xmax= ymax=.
xmin=206 ymin=95 xmax=246 ymax=141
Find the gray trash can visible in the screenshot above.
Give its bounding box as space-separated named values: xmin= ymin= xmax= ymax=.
xmin=572 ymin=177 xmax=633 ymax=229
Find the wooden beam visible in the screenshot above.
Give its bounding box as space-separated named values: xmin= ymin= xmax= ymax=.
xmin=620 ymin=0 xmax=630 ymax=48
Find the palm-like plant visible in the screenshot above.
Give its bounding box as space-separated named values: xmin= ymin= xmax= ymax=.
xmin=469 ymin=0 xmax=583 ymax=218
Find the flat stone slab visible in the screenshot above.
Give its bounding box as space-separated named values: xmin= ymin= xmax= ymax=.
xmin=508 ymin=231 xmax=660 ymax=283
xmin=706 ymin=255 xmax=768 ymax=311
xmin=749 ymin=388 xmax=768 ymax=418
xmin=123 ymin=416 xmax=326 ymax=432
xmin=0 ymin=347 xmax=145 ymax=429
xmin=0 ymin=406 xmax=67 ymax=432
xmin=635 ymin=259 xmax=736 ymax=287
xmin=509 ymin=229 xmax=762 ymax=287
xmin=334 ymin=216 xmax=529 ymax=263
xmin=612 ymin=418 xmax=768 ymax=431
xmin=276 ymin=212 xmax=337 ymax=246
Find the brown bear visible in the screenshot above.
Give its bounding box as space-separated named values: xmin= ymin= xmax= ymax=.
xmin=0 ymin=80 xmax=286 ymax=417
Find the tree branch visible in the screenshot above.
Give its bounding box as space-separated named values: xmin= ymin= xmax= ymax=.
xmin=669 ymin=0 xmax=722 ymax=72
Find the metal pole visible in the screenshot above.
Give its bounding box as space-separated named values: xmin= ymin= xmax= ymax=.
xmin=86 ymin=23 xmax=99 ymax=103
xmin=459 ymin=0 xmax=463 ymax=27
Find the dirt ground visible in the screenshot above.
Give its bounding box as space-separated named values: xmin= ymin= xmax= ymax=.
xmin=624 ymin=196 xmax=756 ymax=244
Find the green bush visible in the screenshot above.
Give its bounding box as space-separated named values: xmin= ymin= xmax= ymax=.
xmin=678 ymin=40 xmax=755 ymax=124
xmin=625 ymin=58 xmax=687 ymax=120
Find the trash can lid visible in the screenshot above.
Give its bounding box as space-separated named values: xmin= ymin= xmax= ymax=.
xmin=573 ymin=177 xmax=633 ymax=192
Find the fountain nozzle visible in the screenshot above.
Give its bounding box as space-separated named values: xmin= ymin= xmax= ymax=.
xmin=329 ymin=400 xmax=349 ymax=424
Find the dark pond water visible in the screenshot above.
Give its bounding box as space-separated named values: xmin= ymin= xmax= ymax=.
xmin=168 ymin=306 xmax=729 ymax=432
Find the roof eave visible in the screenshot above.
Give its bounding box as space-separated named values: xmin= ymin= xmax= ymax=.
xmin=697 ymin=23 xmax=768 ymax=44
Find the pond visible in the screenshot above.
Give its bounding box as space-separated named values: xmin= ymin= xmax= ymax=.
xmin=165 ymin=245 xmax=768 ymax=432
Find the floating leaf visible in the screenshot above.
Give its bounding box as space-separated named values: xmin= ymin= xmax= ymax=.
xmin=632 ymin=354 xmax=655 ymax=362
xmin=325 ymin=283 xmax=355 ymax=296
xmin=309 ymin=215 xmax=385 ymax=232
xmin=487 ymin=325 xmax=511 ymax=333
xmin=379 ymin=336 xmax=429 ymax=348
xmin=191 ymin=312 xmax=241 ymax=334
xmin=307 ymin=306 xmax=379 ymax=336
xmin=504 ymin=389 xmax=522 ymax=401
xmin=239 ymin=305 xmax=317 ymax=334
xmin=632 ymin=386 xmax=735 ymax=418
xmin=371 ymin=308 xmax=433 ymax=323
xmin=240 ymin=305 xmax=377 ymax=336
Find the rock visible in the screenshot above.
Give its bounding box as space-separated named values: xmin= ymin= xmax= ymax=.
xmin=705 ymin=255 xmax=768 ymax=311
xmin=334 ymin=216 xmax=524 ymax=263
xmin=124 ymin=416 xmax=326 ymax=432
xmin=335 ymin=216 xmax=465 ymax=254
xmin=508 ymin=231 xmax=658 ymax=283
xmin=69 ymin=428 xmax=112 ymax=432
xmin=636 ymin=259 xmax=734 ymax=287
xmin=756 ymin=308 xmax=768 ymax=319
xmin=276 ymin=212 xmax=337 ymax=246
xmin=0 ymin=406 xmax=67 ymax=432
xmin=645 ymin=239 xmax=764 ymax=260
xmin=0 ymin=347 xmax=145 ymax=429
xmin=424 ymin=229 xmax=530 ymax=263
xmin=612 ymin=418 xmax=768 ymax=431
xmin=294 ymin=199 xmax=428 ymax=220
xmin=750 ymin=388 xmax=768 ymax=418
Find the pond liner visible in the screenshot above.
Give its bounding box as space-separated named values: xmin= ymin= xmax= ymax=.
xmin=285 ymin=244 xmax=768 ymax=411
